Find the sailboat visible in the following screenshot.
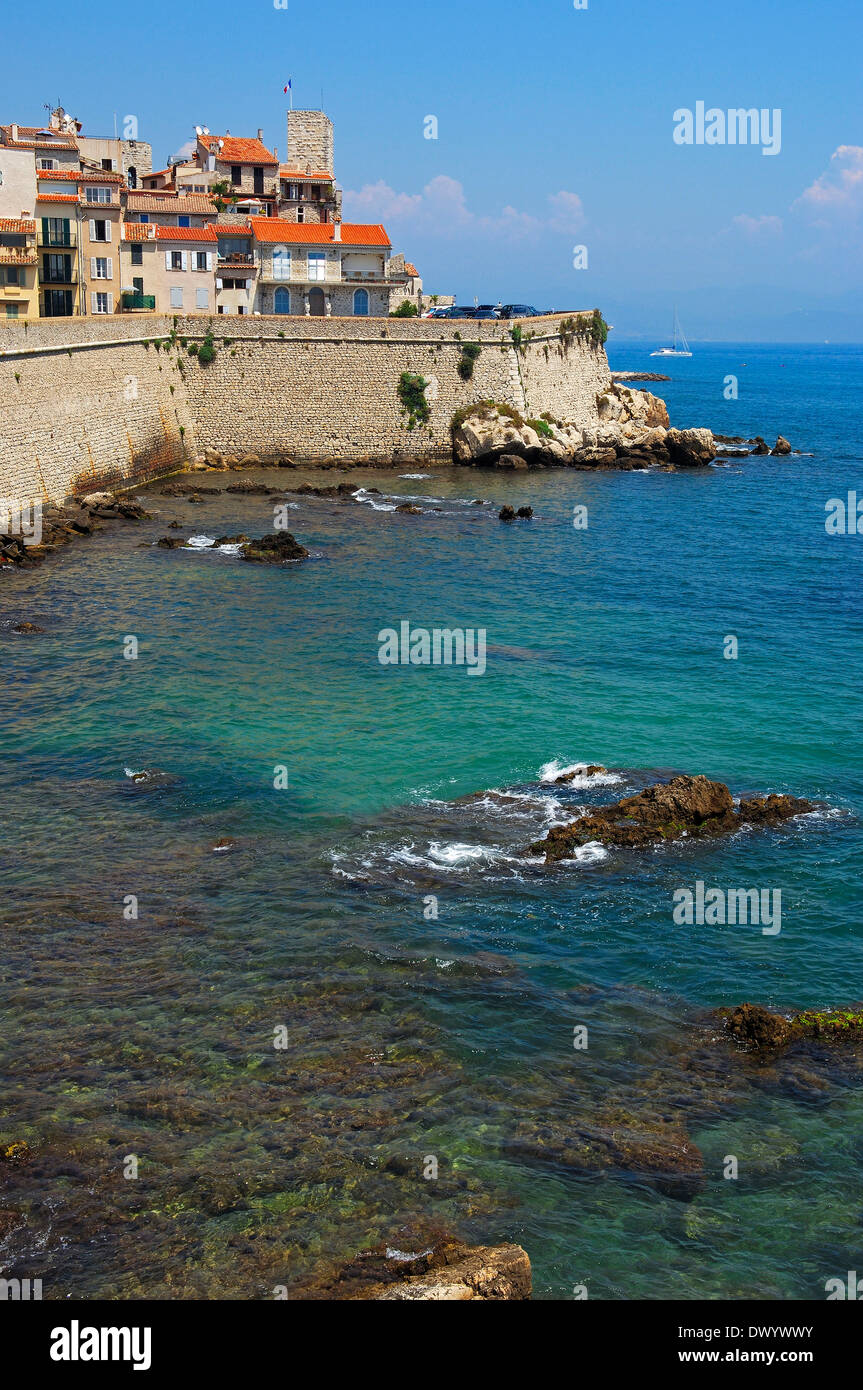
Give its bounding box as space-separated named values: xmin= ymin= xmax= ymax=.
xmin=650 ymin=307 xmax=692 ymax=358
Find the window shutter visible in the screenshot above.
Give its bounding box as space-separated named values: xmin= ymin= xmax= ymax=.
xmin=165 ymin=251 xmax=172 ymax=270
xmin=107 ymin=292 xmax=114 ymax=313
xmin=107 ymin=258 xmax=113 ymax=279
xmin=181 ymin=251 xmax=188 ymax=271
xmin=89 ymin=219 xmax=97 ymax=240
xmin=90 ymin=257 xmax=97 ymax=278
xmin=41 ymin=217 xmax=49 ymax=243
xmin=206 ymin=252 xmax=213 ymax=270
xmin=90 ymin=292 xmax=97 ymax=313
xmin=215 ymin=278 xmax=223 ymax=289
xmin=105 ymin=221 xmax=111 ymax=243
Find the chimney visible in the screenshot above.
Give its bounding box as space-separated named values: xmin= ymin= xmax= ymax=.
xmin=333 ymin=221 xmax=341 ymax=241
xmin=257 ymin=128 xmax=263 ymax=140
xmin=11 ymin=123 xmax=18 ymax=142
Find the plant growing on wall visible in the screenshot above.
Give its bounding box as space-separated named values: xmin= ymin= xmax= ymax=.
xmin=210 ymin=180 xmax=240 ymax=213
xmin=197 ymin=333 xmax=217 ymax=366
xmin=457 ymin=342 xmax=482 ymax=381
xmin=398 ymin=371 xmax=430 ymax=429
xmin=390 ymin=300 xmax=418 ymax=317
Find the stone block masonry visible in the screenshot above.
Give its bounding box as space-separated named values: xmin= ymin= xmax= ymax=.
xmin=0 ymin=313 xmax=612 ymax=506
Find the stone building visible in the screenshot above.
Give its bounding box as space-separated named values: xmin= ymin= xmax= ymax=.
xmin=277 ymin=111 xmax=341 ymax=224
xmin=249 ymin=218 xmax=394 ymax=316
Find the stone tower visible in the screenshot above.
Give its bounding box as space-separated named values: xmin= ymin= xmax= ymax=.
xmin=286 ymin=111 xmax=334 ymax=174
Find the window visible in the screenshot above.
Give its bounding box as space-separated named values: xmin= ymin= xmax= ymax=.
xmin=217 ymin=304 xmax=224 ymax=314
xmin=196 ymin=288 xmax=208 ymax=310
xmin=132 ymin=276 xmax=144 ymax=293
xmin=91 ymin=219 xmax=110 ymax=242
xmin=353 ymin=288 xmax=369 ymax=316
xmin=130 ymin=244 xmax=143 ymax=266
xmin=170 ymin=251 xmax=183 ymax=270
xmin=237 ymin=305 xmax=245 ymax=315
xmin=178 ymin=216 xmax=191 ymax=228
xmin=170 ymin=287 xmax=183 ymax=308
xmin=195 ymin=251 xmax=209 ymax=271
xmin=91 ymin=256 xmax=110 ymax=279
xmin=6 ymin=266 xmax=20 ymax=286
xmin=39 ymin=159 xmax=55 ymax=170
xmin=297 ymin=205 xmax=305 ymax=223
xmin=127 ymin=166 xmax=137 ymax=189
xmin=86 ymin=186 xmax=113 ymax=204
xmin=287 ymin=182 xmax=298 ymax=199
xmin=138 ymin=214 xmax=149 ymax=224
xmin=274 ymin=286 xmax=291 ymax=314
xmin=308 ymin=251 xmax=325 ymax=281
xmin=231 ymin=165 xmax=242 ymax=185
xmin=6 ymin=303 xmax=19 ymax=318
xmin=91 ymin=291 xmax=111 ymax=314
xmin=272 ymin=246 xmax=290 ymax=280
xmin=101 ymin=158 xmax=114 ymax=171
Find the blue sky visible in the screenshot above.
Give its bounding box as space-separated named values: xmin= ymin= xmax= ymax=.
xmin=6 ymin=0 xmax=862 ymax=338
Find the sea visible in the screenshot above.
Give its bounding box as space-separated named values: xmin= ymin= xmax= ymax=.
xmin=1 ymin=341 xmax=861 ymax=1299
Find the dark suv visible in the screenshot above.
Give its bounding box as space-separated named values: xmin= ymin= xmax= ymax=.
xmin=498 ymin=304 xmax=539 ymax=319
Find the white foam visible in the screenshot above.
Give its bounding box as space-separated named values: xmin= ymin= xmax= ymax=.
xmin=538 ymin=759 xmax=622 ymax=788
xmin=560 ymin=841 xmax=609 ymax=864
xmin=184 ymin=534 xmax=217 ymax=549
xmin=351 ymin=488 xmax=397 ymax=512
xmin=399 ymin=473 xmax=432 ymax=479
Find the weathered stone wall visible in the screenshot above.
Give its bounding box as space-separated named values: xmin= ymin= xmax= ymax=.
xmin=0 ymin=312 xmax=612 ymax=502
xmin=0 ymin=318 xmax=195 ymax=505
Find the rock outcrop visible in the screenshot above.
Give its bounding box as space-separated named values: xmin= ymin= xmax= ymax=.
xmin=240 ymin=531 xmax=309 ymax=563
xmin=721 ymin=1002 xmax=863 ymax=1052
xmin=299 ymin=1238 xmax=532 ymax=1301
xmin=530 ymin=774 xmax=814 ymax=861
xmin=451 ymin=388 xmax=718 ymax=471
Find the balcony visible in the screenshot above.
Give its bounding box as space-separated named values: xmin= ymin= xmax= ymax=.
xmin=261 ymin=265 xmax=342 ymax=284
xmin=37 ymin=229 xmax=77 ymax=249
xmin=39 ymin=268 xmax=78 ymax=286
xmin=217 ymin=254 xmax=259 ymax=273
xmin=121 ymin=292 xmax=156 ymax=311
xmin=0 ymin=247 xmax=37 ymax=266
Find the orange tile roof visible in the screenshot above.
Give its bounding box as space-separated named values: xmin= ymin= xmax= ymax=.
xmin=249 ymin=218 xmax=390 ymax=247
xmin=36 ymin=169 xmax=79 ymax=181
xmin=203 ymin=135 xmax=278 ymax=166
xmin=1 ymin=124 xmax=78 ymax=150
xmin=122 ymin=223 xmax=217 ymax=243
xmin=405 ymin=262 xmax=419 ymax=277
xmin=37 ymin=193 xmax=79 ymax=203
xmin=279 ymin=165 xmax=334 ymax=181
xmin=0 ymin=218 xmax=36 ymax=234
xmin=126 ymin=193 xmax=216 ymax=215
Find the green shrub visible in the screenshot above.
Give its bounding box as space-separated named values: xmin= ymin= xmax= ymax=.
xmin=397 ymin=371 xmax=430 ymax=429
xmin=187 ymin=342 xmax=199 ymax=356
xmin=527 ymin=417 xmax=554 ymax=438
xmin=390 ymin=300 xmax=419 ymax=317
xmin=457 ymin=342 xmax=482 ymax=381
xmin=197 ymin=334 xmax=216 ymax=366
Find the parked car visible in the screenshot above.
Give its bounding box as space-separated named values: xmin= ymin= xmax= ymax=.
xmin=444 ymin=306 xmax=477 ymax=318
xmin=472 ymin=304 xmax=500 ymax=319
xmin=422 ymin=306 xmax=451 ymax=318
xmin=498 ymin=304 xmax=540 ymax=319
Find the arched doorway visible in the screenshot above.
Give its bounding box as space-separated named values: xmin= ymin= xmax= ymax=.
xmin=353 ymin=288 xmax=369 ymax=316
xmin=308 ymin=287 xmax=325 ymax=316
xmin=274 ymin=287 xmax=291 ymax=314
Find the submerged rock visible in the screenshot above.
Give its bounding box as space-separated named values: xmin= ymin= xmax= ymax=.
xmin=553 ymin=763 xmax=607 ymax=782
xmin=240 ymin=532 xmax=309 ymax=564
xmin=12 ymin=621 xmax=45 ymax=634
xmin=303 ymin=1237 xmax=531 ymax=1301
xmin=530 ymin=773 xmax=814 ymax=860
xmin=394 ymin=502 xmax=422 ymax=514
xmin=499 ymin=504 xmax=516 ymax=521
xmin=722 ymin=1002 xmax=863 ymax=1052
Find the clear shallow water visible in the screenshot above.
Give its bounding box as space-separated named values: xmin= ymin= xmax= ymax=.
xmin=0 ymin=342 xmax=861 ymax=1299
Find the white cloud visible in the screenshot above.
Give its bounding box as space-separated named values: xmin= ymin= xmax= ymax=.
xmin=794 ymin=145 xmax=863 ymax=221
xmin=731 ymin=213 xmax=783 ymax=238
xmin=343 ymin=175 xmax=584 ymax=240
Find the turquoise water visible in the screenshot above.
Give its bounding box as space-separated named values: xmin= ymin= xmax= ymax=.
xmin=1 ymin=342 xmax=861 ymax=1299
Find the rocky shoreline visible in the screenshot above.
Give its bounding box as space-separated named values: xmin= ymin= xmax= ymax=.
xmin=451 ymin=388 xmax=793 ymax=471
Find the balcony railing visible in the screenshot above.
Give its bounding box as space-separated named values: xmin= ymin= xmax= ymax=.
xmin=37 ymin=230 xmax=77 ymax=249
xmin=121 ymin=292 xmax=156 ymax=310
xmin=261 ymin=265 xmax=343 ymax=284
xmin=217 ymin=255 xmax=259 ymax=271
xmin=39 ymin=266 xmax=78 ymax=285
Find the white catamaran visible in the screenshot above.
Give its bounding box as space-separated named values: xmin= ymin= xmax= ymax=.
xmin=650 ymin=308 xmax=692 ymax=358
